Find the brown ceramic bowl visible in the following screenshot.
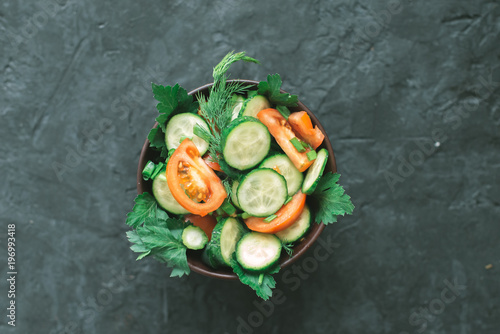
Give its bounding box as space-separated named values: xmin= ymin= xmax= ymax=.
xmin=137 ymin=79 xmax=337 ymax=280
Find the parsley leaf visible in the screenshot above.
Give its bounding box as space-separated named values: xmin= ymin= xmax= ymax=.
xmin=126 ymin=193 xmax=158 ymax=228
xmin=282 ymin=243 xmax=294 ymax=257
xmin=230 ymin=259 xmax=280 ymax=300
xmin=152 ymin=83 xmax=198 ymax=131
xmin=310 ymin=172 xmax=355 ymax=225
xmin=258 ymin=74 xmax=298 ymax=107
xmin=147 ymin=126 xmax=169 ymax=159
xmin=126 ymin=230 xmax=151 ymax=260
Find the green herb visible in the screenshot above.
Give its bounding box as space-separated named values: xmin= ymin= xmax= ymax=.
xmin=306 ymin=150 xmax=317 ymax=161
xmin=127 ymin=204 xmax=191 ymax=277
xmin=282 ymin=243 xmax=294 ymax=257
xmin=264 ymin=214 xmax=277 ymax=223
xmin=276 ymin=105 xmax=291 ymax=119
xmin=152 ymin=83 xmax=198 ymax=131
xmin=241 ymin=212 xmax=252 ymax=219
xmin=310 ymin=172 xmax=354 ymax=225
xmin=150 ymin=162 xmax=165 ymax=180
xmin=142 ymin=161 xmax=156 ymax=180
xmin=290 ymin=137 xmax=306 ymax=152
xmin=126 ymin=192 xmax=159 ymax=228
xmin=230 ymin=258 xmax=280 ymax=300
xmin=193 ymin=123 xmax=212 ymax=143
xmin=221 ymin=199 xmax=236 ymax=216
xmin=258 ymin=74 xmax=298 ymax=107
xmin=147 ymin=127 xmax=169 ymax=159
xmin=197 ymin=51 xmax=259 ymax=169
xmin=284 ymin=195 xmax=293 ymax=205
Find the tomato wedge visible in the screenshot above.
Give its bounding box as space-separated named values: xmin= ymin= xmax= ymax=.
xmin=244 ymin=191 xmax=306 ymax=233
xmin=257 ymin=108 xmax=314 ymax=172
xmin=202 ymin=153 xmax=223 ymax=172
xmin=184 ymin=214 xmax=217 ymax=241
xmin=166 ymin=138 xmax=227 ymax=216
xmin=288 ymin=111 xmax=324 ymax=149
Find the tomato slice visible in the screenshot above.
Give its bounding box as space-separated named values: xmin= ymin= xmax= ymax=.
xmin=202 ymin=153 xmax=223 ymax=172
xmin=166 ymin=139 xmax=227 ymax=216
xmin=257 ymin=108 xmax=314 ymax=172
xmin=288 ymin=111 xmax=325 ymax=149
xmin=184 ymin=214 xmax=217 ymax=241
xmin=244 ymin=191 xmax=306 ymax=233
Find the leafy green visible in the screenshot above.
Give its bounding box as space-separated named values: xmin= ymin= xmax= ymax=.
xmin=152 ymin=83 xmax=198 ymax=131
xmin=310 ymin=172 xmax=354 ymax=225
xmin=258 ymin=74 xmax=298 ymax=107
xmin=126 ymin=193 xmax=159 ymax=228
xmin=230 ymin=259 xmax=280 ymax=300
xmin=197 ymin=51 xmax=259 ymax=167
xmin=147 ymin=127 xmax=169 ymax=159
xmin=126 ymin=230 xmax=151 ymax=260
xmin=282 ymin=243 xmax=294 ymax=257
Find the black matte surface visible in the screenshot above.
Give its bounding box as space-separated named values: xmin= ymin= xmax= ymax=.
xmin=1 ymin=1 xmax=499 ymax=333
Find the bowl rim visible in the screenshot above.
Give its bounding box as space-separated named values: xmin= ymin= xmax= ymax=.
xmin=137 ymin=79 xmax=336 ymax=280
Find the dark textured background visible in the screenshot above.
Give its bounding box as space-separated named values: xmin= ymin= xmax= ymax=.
xmin=1 ymin=0 xmax=499 ymax=333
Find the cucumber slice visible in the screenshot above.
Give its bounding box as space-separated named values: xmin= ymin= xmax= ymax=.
xmin=260 ymin=154 xmax=304 ymax=196
xmin=275 ymin=204 xmax=311 ymax=243
xmin=237 ymin=168 xmax=287 ymax=217
xmin=207 ymin=217 xmax=246 ymax=266
xmin=240 ymin=95 xmax=271 ymax=118
xmin=236 ymin=232 xmax=282 ymax=272
xmin=152 ymin=170 xmax=190 ymax=215
xmin=165 ymin=113 xmax=210 ymax=155
xmin=230 ymin=95 xmax=245 ymax=121
xmin=302 ymin=148 xmax=329 ymax=194
xmin=231 ymin=180 xmax=241 ymax=209
xmin=182 ymin=225 xmax=208 ymax=250
xmin=202 ymin=241 xmax=223 ymax=268
xmin=222 ymin=117 xmax=271 ymax=170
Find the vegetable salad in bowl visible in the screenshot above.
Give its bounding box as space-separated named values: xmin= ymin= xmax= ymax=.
xmin=126 ymin=51 xmax=354 ymax=300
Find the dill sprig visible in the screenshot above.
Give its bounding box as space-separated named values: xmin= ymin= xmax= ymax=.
xmin=196 ymin=51 xmax=259 ymax=165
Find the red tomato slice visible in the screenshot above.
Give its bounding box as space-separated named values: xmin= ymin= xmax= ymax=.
xmin=244 ymin=191 xmax=307 ymax=233
xmin=166 ymin=139 xmax=227 ymax=216
xmin=288 ymin=111 xmax=325 ymax=149
xmin=257 ymin=108 xmax=314 ymax=172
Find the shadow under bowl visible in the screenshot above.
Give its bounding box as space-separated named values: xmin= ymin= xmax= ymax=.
xmin=137 ymin=79 xmax=337 ymax=280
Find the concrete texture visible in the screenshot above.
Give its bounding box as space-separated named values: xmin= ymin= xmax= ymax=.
xmin=0 ymin=0 xmax=499 ymax=333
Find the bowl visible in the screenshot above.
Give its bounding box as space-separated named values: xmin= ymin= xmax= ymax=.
xmin=137 ymin=79 xmax=337 ymax=280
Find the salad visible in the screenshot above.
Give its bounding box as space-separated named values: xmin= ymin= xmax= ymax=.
xmin=126 ymin=52 xmax=354 ymax=300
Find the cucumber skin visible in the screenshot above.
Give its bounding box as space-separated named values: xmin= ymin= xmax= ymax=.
xmin=221 ymin=116 xmax=271 ymax=171
xmin=302 ymin=148 xmax=329 ymax=195
xmin=235 ymin=232 xmax=282 ymax=272
xmin=236 ymin=168 xmax=288 ymax=217
xmin=259 ymin=153 xmax=304 ymax=196
xmin=203 ymin=217 xmax=246 ymax=267
xmin=182 ymin=226 xmax=208 ymax=250
xmin=275 ymin=204 xmax=311 ymax=243
xmin=239 ymin=95 xmax=271 ymax=118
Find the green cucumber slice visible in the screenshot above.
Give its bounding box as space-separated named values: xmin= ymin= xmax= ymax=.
xmin=152 ymin=170 xmax=190 ymax=215
xmin=237 ymin=168 xmax=287 ymax=217
xmin=207 ymin=217 xmax=246 ymax=266
xmin=236 ymin=232 xmax=282 ymax=272
xmin=275 ymin=204 xmax=311 ymax=243
xmin=231 ymin=180 xmax=241 ymax=209
xmin=260 ymin=154 xmax=304 ymax=196
xmin=239 ymin=95 xmax=271 ymax=118
xmin=165 ymin=113 xmax=210 ymax=155
xmin=230 ymin=94 xmax=245 ymax=121
xmin=222 ymin=117 xmax=271 ymax=170
xmin=302 ymin=148 xmax=329 ymax=194
xmin=182 ymin=225 xmax=208 ymax=250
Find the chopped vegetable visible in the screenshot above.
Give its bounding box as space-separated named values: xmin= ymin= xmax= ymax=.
xmin=288 ymin=111 xmax=325 ymax=149
xmin=166 ymin=138 xmax=227 ymax=216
